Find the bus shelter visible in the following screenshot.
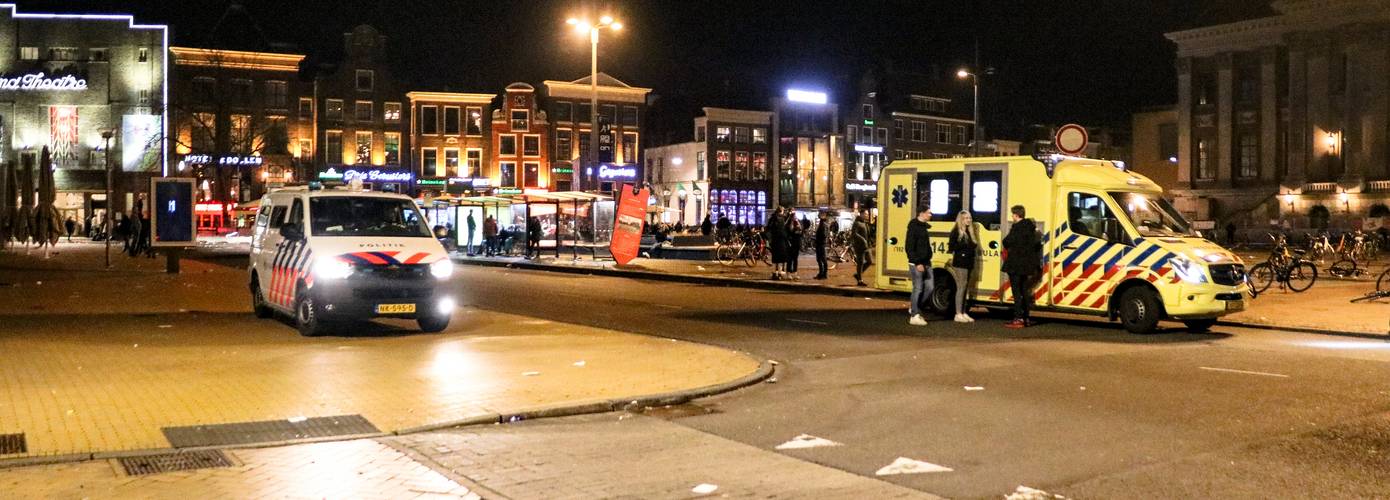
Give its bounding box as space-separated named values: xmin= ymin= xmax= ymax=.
xmin=457 ymin=191 xmax=613 ymax=259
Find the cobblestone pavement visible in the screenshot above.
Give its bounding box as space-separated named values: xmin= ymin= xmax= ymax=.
xmin=386 ymin=413 xmax=934 ymax=499
xmin=0 ymin=245 xmax=762 ymax=460
xmin=0 ymin=439 xmax=481 ymax=499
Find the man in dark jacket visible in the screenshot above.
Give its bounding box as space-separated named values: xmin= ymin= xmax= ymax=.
xmin=1002 ymin=205 xmax=1042 ymax=328
xmin=784 ymin=212 xmax=803 ymax=279
xmin=766 ymin=207 xmax=787 ymax=280
xmin=701 ymin=215 xmax=713 ymax=237
xmin=813 ymin=212 xmax=831 ymax=280
xmin=851 ymin=210 xmax=872 ymax=286
xmin=904 ymin=205 xmax=934 ymax=325
xmin=465 ymin=211 xmax=478 ymax=256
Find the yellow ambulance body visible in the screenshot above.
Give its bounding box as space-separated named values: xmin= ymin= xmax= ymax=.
xmin=874 ymin=155 xmax=1249 ymax=333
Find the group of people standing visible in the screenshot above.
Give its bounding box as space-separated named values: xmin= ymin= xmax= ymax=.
xmin=462 ymin=210 xmax=545 ymax=259
xmin=761 ymin=207 xmax=873 ymax=283
xmin=905 ymin=203 xmax=1041 ymax=329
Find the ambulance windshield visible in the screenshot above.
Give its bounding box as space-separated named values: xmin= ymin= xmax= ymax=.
xmin=310 ymin=197 xmax=433 ymax=237
xmin=1109 ymin=192 xmax=1194 ymax=238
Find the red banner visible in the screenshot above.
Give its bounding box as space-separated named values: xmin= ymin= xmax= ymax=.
xmin=610 ymin=183 xmax=649 ymax=266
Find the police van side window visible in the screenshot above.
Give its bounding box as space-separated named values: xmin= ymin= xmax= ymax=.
xmin=287 ymin=199 xmax=303 ymax=228
xmin=1067 ymin=192 xmax=1128 ymax=245
xmin=255 ymin=204 xmax=272 ymax=228
xmin=267 ymin=205 xmax=288 ymax=229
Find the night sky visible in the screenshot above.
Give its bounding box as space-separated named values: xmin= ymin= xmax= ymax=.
xmin=29 ymin=0 xmax=1271 ymax=142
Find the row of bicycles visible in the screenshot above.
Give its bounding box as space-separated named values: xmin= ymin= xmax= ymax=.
xmin=1248 ymin=232 xmax=1390 ymax=299
xmin=713 ymin=229 xmax=861 ymax=268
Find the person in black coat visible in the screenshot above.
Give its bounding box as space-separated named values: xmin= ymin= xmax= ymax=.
xmin=1002 ymin=205 xmax=1042 ymax=328
xmin=766 ymin=207 xmax=788 ymax=279
xmin=904 ymin=204 xmax=934 ymax=325
xmin=701 ymin=215 xmax=713 ymax=237
xmin=784 ymin=212 xmax=803 ymax=279
xmin=813 ymin=212 xmax=831 ymax=280
xmin=948 ymin=211 xmax=980 ymax=323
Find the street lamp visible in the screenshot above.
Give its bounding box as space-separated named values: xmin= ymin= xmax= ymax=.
xmin=566 ymin=14 xmax=622 ymax=192
xmin=956 ymin=68 xmax=989 ymax=157
xmin=101 ymin=130 xmax=113 ymax=269
xmin=678 ymin=185 xmax=688 ymax=225
xmin=693 ymin=186 xmax=704 ymax=225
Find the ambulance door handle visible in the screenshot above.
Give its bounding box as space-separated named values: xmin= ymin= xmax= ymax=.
xmin=888 ymin=237 xmax=899 ymax=245
xmin=1061 ymin=245 xmax=1079 ymax=250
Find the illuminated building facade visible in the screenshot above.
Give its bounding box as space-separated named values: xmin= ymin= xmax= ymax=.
xmin=542 ymin=73 xmax=651 ymax=193
xmin=407 ymin=91 xmax=493 ymax=198
xmin=312 ymin=25 xmax=409 ymax=193
xmin=0 ymin=4 xmax=167 ymax=224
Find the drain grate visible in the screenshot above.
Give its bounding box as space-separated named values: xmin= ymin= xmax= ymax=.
xmin=118 ymin=450 xmax=233 ymax=476
xmin=0 ymin=433 xmax=26 ymax=454
xmin=161 ymin=414 xmax=380 ymax=448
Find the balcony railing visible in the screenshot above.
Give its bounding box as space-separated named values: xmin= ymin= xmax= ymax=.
xmin=1302 ymin=182 xmax=1337 ymax=193
xmin=1366 ymin=180 xmax=1390 ymax=192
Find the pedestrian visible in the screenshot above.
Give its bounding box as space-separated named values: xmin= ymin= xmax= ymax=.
xmin=525 ymin=216 xmax=542 ymax=259
xmin=766 ymin=207 xmax=788 ymax=280
xmin=905 ymin=204 xmax=934 ymax=326
xmin=83 ymin=213 xmax=93 ymax=239
xmin=482 ymin=215 xmax=498 ymax=256
xmin=813 ymin=211 xmax=830 ymax=280
xmin=716 ymin=213 xmax=732 ymax=241
xmin=851 ymin=209 xmax=872 ymax=286
xmin=127 ymin=210 xmax=143 ymax=257
xmin=948 ymin=211 xmax=979 ymax=323
xmin=1224 ymin=221 xmax=1237 ymax=246
xmin=1002 ymin=205 xmax=1042 ymax=328
xmin=701 ymin=215 xmax=713 ymax=237
xmin=784 ymin=211 xmax=803 ymax=279
xmin=64 ymin=216 xmax=76 ymax=243
xmin=138 ymin=202 xmax=153 ymax=257
xmin=465 ymin=210 xmax=477 ymax=256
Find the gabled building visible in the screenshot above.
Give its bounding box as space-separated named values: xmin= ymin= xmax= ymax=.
xmin=490 ymin=82 xmax=548 ymax=191
xmin=542 ymin=73 xmax=651 ymax=193
xmin=407 ymin=91 xmax=493 ymax=198
xmin=312 ymin=25 xmax=409 ymax=193
xmin=645 ymin=107 xmax=773 ymax=227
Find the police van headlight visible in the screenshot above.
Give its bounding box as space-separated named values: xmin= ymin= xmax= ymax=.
xmin=430 ymin=259 xmax=454 ymax=279
xmin=314 ymin=259 xmax=354 ymax=280
xmin=1170 ymin=255 xmax=1208 ymax=284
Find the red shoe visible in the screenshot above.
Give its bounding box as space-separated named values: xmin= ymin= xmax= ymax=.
xmin=1004 ymin=319 xmax=1026 ymax=329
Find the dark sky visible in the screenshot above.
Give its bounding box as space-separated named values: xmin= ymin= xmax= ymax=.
xmin=32 ymin=0 xmax=1272 ymax=141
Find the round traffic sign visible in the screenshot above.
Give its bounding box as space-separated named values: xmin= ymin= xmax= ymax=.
xmin=1054 ymin=124 xmax=1089 ymax=155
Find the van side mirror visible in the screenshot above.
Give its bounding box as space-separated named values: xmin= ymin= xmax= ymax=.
xmin=280 ymin=224 xmax=303 ymax=241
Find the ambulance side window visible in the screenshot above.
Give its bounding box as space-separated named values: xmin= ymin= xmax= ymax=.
xmin=969 ymin=171 xmax=1002 ymax=230
xmin=1067 ymin=192 xmax=1129 ymax=245
xmin=917 ymin=172 xmax=961 ymax=222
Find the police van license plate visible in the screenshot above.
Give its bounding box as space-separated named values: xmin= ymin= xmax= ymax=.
xmin=376 ymin=303 xmax=415 ymax=314
xmin=1225 ymin=300 xmax=1244 ymax=311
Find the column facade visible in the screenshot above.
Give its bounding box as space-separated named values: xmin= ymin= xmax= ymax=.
xmin=1259 ymin=47 xmax=1281 ymax=184
xmin=1216 ymin=53 xmax=1236 ymax=185
xmin=1176 ymin=57 xmax=1194 ymax=186
xmin=1285 ymin=35 xmax=1309 ymax=188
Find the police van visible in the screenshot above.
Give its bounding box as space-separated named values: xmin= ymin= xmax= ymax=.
xmin=875 ymin=155 xmax=1249 ymax=334
xmin=248 ymin=184 xmax=455 ymax=336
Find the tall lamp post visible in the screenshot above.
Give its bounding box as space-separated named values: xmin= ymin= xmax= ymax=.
xmin=956 ymin=68 xmax=986 ymax=157
xmin=677 ymin=185 xmax=688 ymax=226
xmin=693 ymin=186 xmax=703 ymax=227
xmin=566 ymin=15 xmax=622 ymax=192
xmin=101 ymin=130 xmax=113 ymax=268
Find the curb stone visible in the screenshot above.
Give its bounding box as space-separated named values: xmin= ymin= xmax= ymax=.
xmin=460 ymin=257 xmax=1388 ymax=338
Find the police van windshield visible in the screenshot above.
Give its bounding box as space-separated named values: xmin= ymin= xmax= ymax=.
xmin=310 ymin=197 xmax=432 ymax=237
xmin=1110 ymin=191 xmax=1194 ymax=238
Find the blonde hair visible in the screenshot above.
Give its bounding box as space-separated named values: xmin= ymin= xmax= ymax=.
xmin=954 ymin=211 xmax=977 ymax=244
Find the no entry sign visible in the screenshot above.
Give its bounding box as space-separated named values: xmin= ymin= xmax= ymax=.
xmin=1054 ymin=124 xmax=1089 ymax=156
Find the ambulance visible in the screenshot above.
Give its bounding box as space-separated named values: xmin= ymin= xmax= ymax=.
xmin=247 ymin=184 xmax=455 ymax=336
xmin=874 ymin=155 xmax=1249 ymax=334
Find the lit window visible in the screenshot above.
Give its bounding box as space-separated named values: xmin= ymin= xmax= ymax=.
xmin=20 ymin=47 xmax=37 ymax=60
xmin=354 ymin=131 xmax=373 ymax=165
xmin=752 ymin=127 xmax=767 ymax=144
xmin=929 ymin=179 xmax=949 ymax=215
xmin=325 ymin=99 xmax=344 ymax=120
xmin=971 ymin=181 xmax=999 ymax=212
xmin=384 ymin=102 xmax=401 ymax=123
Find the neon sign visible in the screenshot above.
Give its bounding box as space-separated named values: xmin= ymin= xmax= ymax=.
xmin=318 ymin=167 xmax=412 ymax=183
xmin=598 ymin=164 xmax=637 ymax=179
xmin=0 ymin=73 xmax=87 ymax=91
xmin=845 ymin=181 xmax=876 ymax=192
xmin=853 ymin=144 xmax=884 ymax=153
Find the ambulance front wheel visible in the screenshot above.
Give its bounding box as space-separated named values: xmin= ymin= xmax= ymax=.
xmin=927 ymin=270 xmax=955 ymax=317
xmin=1118 ymin=287 xmax=1162 ymax=334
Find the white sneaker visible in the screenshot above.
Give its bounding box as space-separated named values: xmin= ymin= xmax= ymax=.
xmin=909 ymin=314 xmax=928 ymax=326
xmin=954 ymin=314 xmax=970 ymax=323
xmin=964 ymin=314 xmax=975 ymax=323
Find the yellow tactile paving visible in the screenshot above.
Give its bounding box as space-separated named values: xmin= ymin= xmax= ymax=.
xmin=0 ymin=309 xmax=759 ymax=459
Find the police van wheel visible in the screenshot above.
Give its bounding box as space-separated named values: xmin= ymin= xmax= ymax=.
xmin=1118 ymin=287 xmax=1162 ymax=334
xmin=295 ymin=291 xmax=327 ymax=337
xmin=250 ymin=275 xmax=273 ymax=319
xmin=418 ymin=314 xmax=450 ymax=333
xmin=1182 ymin=318 xmax=1217 ymax=333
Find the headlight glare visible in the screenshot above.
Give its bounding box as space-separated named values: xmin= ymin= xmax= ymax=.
xmin=314 ymin=259 xmax=354 ymax=280
xmin=430 ymin=259 xmax=454 ymax=279
xmin=1170 ymin=255 xmax=1207 ymax=284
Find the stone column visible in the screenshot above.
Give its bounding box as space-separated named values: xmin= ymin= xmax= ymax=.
xmin=1176 ymin=57 xmax=1193 ymax=187
xmin=1217 ymin=53 xmax=1235 ymax=185
xmin=1354 ymin=29 xmax=1388 ymax=183
xmin=1260 ymin=47 xmax=1280 ymax=184
xmin=1306 ymin=36 xmax=1332 ymax=182
xmin=1286 ymin=36 xmax=1309 ymax=188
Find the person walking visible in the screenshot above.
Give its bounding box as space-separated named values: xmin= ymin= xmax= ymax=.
xmin=766 ymin=207 xmax=788 ymax=280
xmin=64 ymin=216 xmax=76 ymax=243
xmin=701 ymin=215 xmax=713 ymax=237
xmin=1002 ymin=205 xmax=1042 ymax=328
xmin=851 ymin=210 xmax=872 ymax=286
xmin=465 ymin=211 xmax=477 ymax=256
xmin=813 ymin=212 xmax=830 ymax=280
xmin=905 ymin=204 xmax=934 ymax=326
xmin=482 ymin=215 xmax=498 ymax=257
xmin=948 ymin=211 xmax=979 ymax=323
xmin=525 ymin=216 xmax=542 ymax=259
xmin=784 ymin=211 xmax=803 ymax=279
xmin=127 ymin=210 xmax=143 ymax=258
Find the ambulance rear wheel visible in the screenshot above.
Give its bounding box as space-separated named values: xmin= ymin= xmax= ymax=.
xmin=928 ymin=271 xmax=955 ymax=317
xmin=418 ymin=314 xmax=450 ymax=333
xmin=1118 ymin=287 xmax=1162 ymax=334
xmin=1182 ymin=318 xmax=1217 ymax=333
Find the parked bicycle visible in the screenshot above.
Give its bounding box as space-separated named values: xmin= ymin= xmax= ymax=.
xmin=1350 ymin=269 xmax=1390 ymax=303
xmin=715 ymin=229 xmax=771 ymax=267
xmin=1249 ymin=233 xmax=1317 ymax=293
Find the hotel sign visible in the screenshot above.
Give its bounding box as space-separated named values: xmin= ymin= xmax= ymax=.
xmin=0 ymin=73 xmax=87 ymax=91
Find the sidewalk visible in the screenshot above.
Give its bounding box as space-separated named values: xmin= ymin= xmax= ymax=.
xmin=457 ymin=253 xmax=1390 ymax=335
xmin=0 ymin=244 xmax=768 ymax=464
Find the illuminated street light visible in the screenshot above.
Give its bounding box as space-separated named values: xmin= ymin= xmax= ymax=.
xmin=565 ymin=14 xmax=623 ymax=192
xmin=957 ymin=68 xmax=981 ymax=156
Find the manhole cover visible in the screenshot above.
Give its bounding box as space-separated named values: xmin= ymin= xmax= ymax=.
xmin=162 ymin=414 xmax=380 ymax=448
xmin=0 ymin=433 xmax=26 ymax=454
xmin=118 ymin=450 xmax=233 ymax=476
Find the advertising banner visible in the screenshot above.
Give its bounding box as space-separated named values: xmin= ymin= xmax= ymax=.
xmin=150 ymin=177 xmax=196 ymax=247
xmin=609 ymin=183 xmax=649 ymax=265
xmin=123 ymin=114 xmax=162 ymax=172
xmin=49 ymin=106 xmax=79 ymax=168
